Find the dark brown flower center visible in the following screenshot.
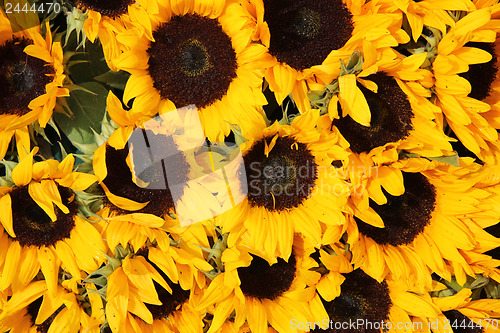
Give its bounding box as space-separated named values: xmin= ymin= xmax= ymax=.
xmin=0 ymin=38 xmax=54 ymax=116
xmin=244 ymin=136 xmax=317 ymax=212
xmin=238 ymin=254 xmax=296 ymax=300
xmin=147 ymin=14 xmax=237 ymax=109
xmin=102 ymin=129 xmax=190 ymax=217
xmin=313 ymin=270 xmax=392 ymax=333
xmin=459 ymin=42 xmax=498 ymax=101
xmin=10 ymin=185 xmax=77 ymax=247
xmin=485 ymin=223 xmax=500 ymax=260
xmin=332 ymin=72 xmax=414 ymax=154
xmin=356 ymin=172 xmax=436 ymax=246
xmin=442 ymin=310 xmax=484 ymax=333
xmin=75 ymin=0 xmax=135 ymax=17
xmin=179 ymin=39 xmax=212 ymax=77
xmin=264 ymin=0 xmax=354 ymax=71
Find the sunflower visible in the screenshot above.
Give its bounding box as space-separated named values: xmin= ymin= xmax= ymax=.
xmin=414 ymin=287 xmax=500 ymax=333
xmin=93 ymin=95 xmax=229 ymax=230
xmin=246 ymin=0 xmax=410 ymax=112
xmin=100 ymin=204 xmax=218 ymax=268
xmin=75 ymin=0 xmax=159 ymax=71
xmin=0 ymin=6 xmax=69 ymax=160
xmin=346 ymin=158 xmax=500 ymax=292
xmin=310 ymin=265 xmax=441 ymax=333
xmin=102 ymin=243 xmax=212 ymax=333
xmin=0 ymin=279 xmax=104 ymax=332
xmin=219 ymin=110 xmax=349 ymax=260
xmin=112 ymin=0 xmax=272 ymax=142
xmin=423 ymin=5 xmax=500 ymax=164
xmin=0 ymin=149 xmax=106 ymax=295
xmin=197 ymin=235 xmax=323 ymax=333
xmin=365 ymin=0 xmax=475 ymax=42
xmin=94 ymin=118 xmax=191 ymax=218
xmin=322 ymin=52 xmax=453 ymax=157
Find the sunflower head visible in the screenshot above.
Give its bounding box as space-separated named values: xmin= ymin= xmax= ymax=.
xmin=263 ymin=0 xmax=354 ymax=71
xmin=9 ymin=184 xmax=77 ymax=247
xmin=314 ymin=270 xmax=392 ymax=333
xmin=244 ymin=135 xmax=318 ymax=212
xmin=147 ymin=13 xmax=237 ymax=109
xmin=74 ymin=0 xmax=135 ymax=18
xmin=356 ymin=172 xmax=436 ymax=246
xmin=333 ymin=72 xmax=414 ymax=154
xmin=237 ymin=253 xmax=297 ymax=300
xmin=0 ymin=150 xmax=98 ymax=243
xmin=0 ymin=37 xmax=55 ymax=117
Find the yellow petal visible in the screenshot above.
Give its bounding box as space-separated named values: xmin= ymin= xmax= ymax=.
xmin=38 ymin=246 xmax=60 ymax=295
xmin=57 ymin=154 xmax=75 ymax=175
xmin=28 ymin=181 xmax=63 ymax=221
xmin=93 ymin=144 xmax=108 ymax=182
xmin=101 ymin=182 xmax=149 ymax=211
xmin=57 ymin=172 xmax=98 ymax=191
xmin=12 ymin=147 xmax=38 ymax=186
xmin=15 ymin=245 xmax=41 ymax=290
xmin=0 ymin=240 xmax=21 ymax=290
xmin=106 ymin=267 xmax=129 ymax=333
xmin=106 ymin=91 xmax=128 ymax=127
xmin=0 ymin=280 xmax=47 ymax=318
xmin=122 ymin=257 xmax=161 ymax=305
xmin=0 ymin=194 xmax=15 ymax=237
xmin=246 ymin=297 xmax=268 ymax=333
xmin=338 ymin=74 xmax=357 ymax=118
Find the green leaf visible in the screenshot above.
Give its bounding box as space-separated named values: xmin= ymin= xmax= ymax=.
xmin=427 ymin=152 xmax=460 ymax=167
xmin=94 ymin=70 xmax=131 ymax=90
xmin=65 ymin=40 xmax=110 ymax=84
xmin=53 ymin=82 xmax=108 ymax=148
xmin=228 ymin=123 xmax=249 ymax=147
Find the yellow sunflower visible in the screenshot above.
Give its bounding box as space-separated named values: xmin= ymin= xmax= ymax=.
xmin=365 ymin=0 xmax=475 ymax=42
xmin=103 ymin=244 xmax=212 ymax=333
xmin=197 ymin=235 xmax=322 ymax=333
xmin=99 ymin=204 xmax=218 ymax=270
xmin=346 ymin=158 xmax=500 ymax=292
xmin=74 ymin=0 xmax=159 ymax=71
xmin=0 ymin=6 xmax=69 ymax=160
xmin=112 ymin=0 xmax=272 ymax=142
xmin=245 ymin=0 xmax=410 ymax=112
xmin=320 ymin=49 xmax=453 ymax=155
xmin=311 ymin=258 xmax=442 ymax=333
xmin=426 ymin=5 xmax=500 ymax=164
xmin=219 ymin=110 xmax=349 ymax=260
xmin=413 ymin=287 xmax=500 ymax=333
xmin=0 ymin=149 xmax=106 ymax=295
xmin=0 ymin=280 xmax=104 ymax=333
xmin=93 ymin=93 xmax=228 ymax=234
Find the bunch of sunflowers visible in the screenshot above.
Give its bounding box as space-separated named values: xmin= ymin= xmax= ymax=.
xmin=1 ymin=0 xmax=500 ymax=332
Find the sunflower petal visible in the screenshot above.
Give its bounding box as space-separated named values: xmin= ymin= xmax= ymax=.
xmin=0 ymin=194 xmax=15 ymax=237
xmin=12 ymin=148 xmax=37 ymax=186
